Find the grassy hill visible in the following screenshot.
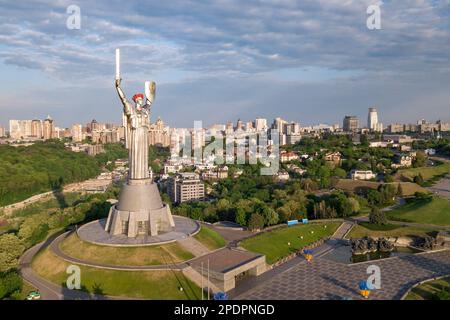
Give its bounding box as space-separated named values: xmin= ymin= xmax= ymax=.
xmin=335 ymin=179 xmax=426 ymax=196
xmin=387 ymin=196 xmax=450 ymax=226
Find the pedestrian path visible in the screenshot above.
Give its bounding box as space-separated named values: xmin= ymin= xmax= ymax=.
xmin=332 ymin=221 xmax=354 ymax=239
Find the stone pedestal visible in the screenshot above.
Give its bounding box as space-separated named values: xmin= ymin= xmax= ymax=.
xmin=105 ymin=178 xmax=175 ymax=237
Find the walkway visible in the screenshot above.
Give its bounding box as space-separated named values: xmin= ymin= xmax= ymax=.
xmin=428 ymin=174 xmax=450 ymax=200
xmin=178 ymin=237 xmax=210 ymax=257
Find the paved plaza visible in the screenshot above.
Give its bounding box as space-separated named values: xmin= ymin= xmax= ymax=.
xmin=77 ymin=216 xmax=199 ymax=246
xmin=234 ymin=248 xmax=450 ymax=300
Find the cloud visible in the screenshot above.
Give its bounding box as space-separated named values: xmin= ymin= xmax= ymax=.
xmin=0 ymin=0 xmax=449 ymax=127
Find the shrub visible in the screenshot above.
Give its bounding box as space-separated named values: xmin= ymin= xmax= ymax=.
xmin=369 ymin=207 xmax=387 ymax=225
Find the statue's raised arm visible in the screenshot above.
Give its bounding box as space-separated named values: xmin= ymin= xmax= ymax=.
xmin=115 ymin=78 xmax=132 ymax=116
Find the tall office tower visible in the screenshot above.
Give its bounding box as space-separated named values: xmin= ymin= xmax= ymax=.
xmin=254 ymin=118 xmax=268 ymax=132
xmin=71 ymin=124 xmax=83 ymax=142
xmin=245 ymin=121 xmax=254 ymax=132
xmin=343 ymin=116 xmax=359 ymax=132
xmin=43 ymin=116 xmax=55 ymax=140
xmin=368 ymin=107 xmax=380 ymax=131
xmin=0 ymin=126 xmax=4 ymax=137
xmin=31 ymin=119 xmax=42 ymax=138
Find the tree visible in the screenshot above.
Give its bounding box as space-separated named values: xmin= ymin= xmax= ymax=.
xmin=0 ymin=234 xmax=25 ymax=272
xmin=248 ymin=213 xmax=264 ymax=231
xmin=413 ymin=151 xmax=427 ymax=168
xmin=369 ymin=207 xmax=387 ymax=225
xmin=262 ymin=207 xmax=279 ymax=226
xmin=333 ymin=168 xmax=347 ymax=178
xmin=235 ymin=208 xmax=247 ymax=227
xmin=0 ymin=270 xmax=22 ymax=299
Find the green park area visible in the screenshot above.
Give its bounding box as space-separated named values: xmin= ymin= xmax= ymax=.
xmin=240 ymin=221 xmax=340 ymax=264
xmin=32 ymin=249 xmax=200 ymax=300
xmin=193 ymin=226 xmax=226 ymax=250
xmin=398 ymin=162 xmax=450 ymax=183
xmin=335 ymin=179 xmax=426 ymax=196
xmin=59 ymin=233 xmax=194 ymax=266
xmin=405 ymin=277 xmax=450 ymax=300
xmin=386 ymin=196 xmax=450 ymax=226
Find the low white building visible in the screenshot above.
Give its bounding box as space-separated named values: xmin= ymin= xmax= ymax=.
xmin=350 ymin=170 xmax=376 ymax=180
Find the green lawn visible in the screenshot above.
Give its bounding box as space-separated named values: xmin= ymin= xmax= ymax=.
xmin=240 ymin=222 xmax=340 ymax=264
xmin=386 ymin=196 xmax=450 ymax=226
xmin=193 ymin=225 xmax=226 ymax=250
xmin=405 ymin=277 xmax=450 ymax=300
xmin=59 ymin=233 xmax=194 ymax=266
xmin=398 ymin=162 xmax=450 ymax=182
xmin=347 ymin=223 xmax=435 ymax=239
xmin=32 ymin=249 xmax=200 ymax=300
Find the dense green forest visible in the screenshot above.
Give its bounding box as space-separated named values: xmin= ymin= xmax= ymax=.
xmin=0 ymin=188 xmax=118 ymax=299
xmin=0 ymin=141 xmax=128 ymax=207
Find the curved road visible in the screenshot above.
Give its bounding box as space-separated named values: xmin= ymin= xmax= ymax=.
xmin=19 ymin=233 xmax=132 ymax=300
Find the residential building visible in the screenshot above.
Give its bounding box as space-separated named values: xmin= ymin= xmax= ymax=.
xmin=71 ymin=124 xmax=83 ymax=142
xmin=343 ymin=116 xmax=359 ymax=132
xmin=167 ymin=173 xmax=205 ymax=204
xmin=43 ymin=116 xmax=54 ymax=140
xmin=148 ymin=118 xmax=170 ymax=147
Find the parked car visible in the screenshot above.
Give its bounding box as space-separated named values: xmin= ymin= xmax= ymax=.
xmin=26 ymin=291 xmax=41 ymax=300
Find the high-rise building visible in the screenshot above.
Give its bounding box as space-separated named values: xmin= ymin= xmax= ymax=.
xmin=343 ymin=116 xmax=359 ymax=132
xmin=272 ymin=117 xmax=287 ymax=134
xmin=71 ymin=124 xmax=83 ymax=142
xmin=166 ymin=173 xmax=205 ymax=204
xmin=0 ymin=126 xmax=5 ymax=137
xmin=148 ymin=118 xmax=170 ymax=147
xmin=43 ymin=116 xmax=54 ymax=140
xmin=254 ymin=118 xmax=268 ymax=132
xmin=31 ymin=119 xmax=42 ymax=138
xmin=367 ymin=107 xmax=378 ymax=130
xmin=9 ymin=120 xmax=32 ymax=139
xmin=225 ymin=121 xmax=234 ymax=135
xmin=235 ymin=119 xmax=244 ymax=131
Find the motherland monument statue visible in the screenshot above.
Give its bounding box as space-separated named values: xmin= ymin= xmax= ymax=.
xmin=104 ymin=48 xmax=175 ymax=237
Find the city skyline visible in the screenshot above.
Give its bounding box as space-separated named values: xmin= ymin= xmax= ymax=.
xmin=1 ymin=1 xmax=450 ymax=128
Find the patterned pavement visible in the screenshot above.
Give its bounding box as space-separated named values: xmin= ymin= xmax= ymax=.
xmin=234 ymin=249 xmax=450 ymax=300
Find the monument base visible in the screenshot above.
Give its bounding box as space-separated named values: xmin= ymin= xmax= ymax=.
xmin=105 ymin=178 xmax=175 ymax=237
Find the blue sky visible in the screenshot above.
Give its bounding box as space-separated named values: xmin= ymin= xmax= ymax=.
xmin=0 ymin=0 xmax=449 ymax=128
